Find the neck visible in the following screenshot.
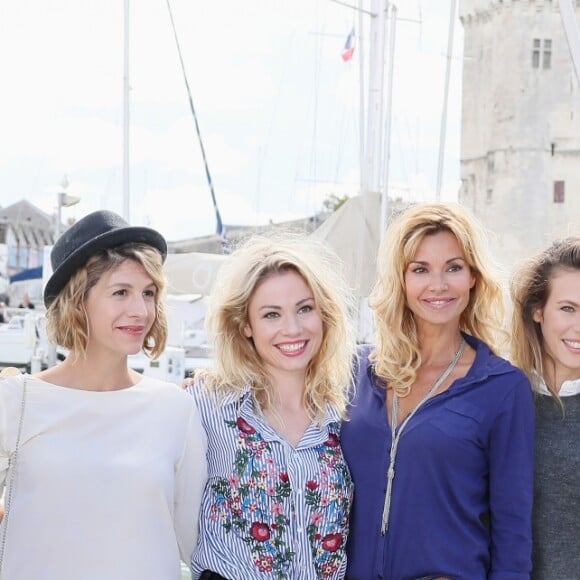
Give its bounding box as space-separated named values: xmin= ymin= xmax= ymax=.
xmin=544 ymin=359 xmax=580 ymax=394
xmin=38 ymin=355 xmax=137 ymax=391
xmin=271 ymin=379 xmax=305 ymax=412
xmin=418 ymin=330 xmax=464 ymax=367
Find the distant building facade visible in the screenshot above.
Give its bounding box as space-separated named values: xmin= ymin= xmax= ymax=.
xmin=167 ymin=214 xmax=328 ymax=254
xmin=459 ymin=0 xmax=580 ymax=268
xmin=0 ymin=200 xmax=55 ymax=278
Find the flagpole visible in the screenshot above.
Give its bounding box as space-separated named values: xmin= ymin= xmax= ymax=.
xmin=380 ymin=2 xmax=396 ymax=241
xmin=358 ymin=0 xmax=366 ymax=196
xmin=123 ymin=0 xmax=130 ymax=221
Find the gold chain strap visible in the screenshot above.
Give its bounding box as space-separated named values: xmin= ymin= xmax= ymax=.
xmin=0 ymin=376 xmax=27 ymax=576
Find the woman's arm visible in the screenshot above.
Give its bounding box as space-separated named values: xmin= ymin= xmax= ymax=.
xmin=488 ymin=373 xmax=535 ymax=579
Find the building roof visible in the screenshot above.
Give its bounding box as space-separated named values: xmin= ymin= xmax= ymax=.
xmin=0 ymin=200 xmax=55 ymax=246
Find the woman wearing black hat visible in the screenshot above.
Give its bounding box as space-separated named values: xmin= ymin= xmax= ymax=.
xmin=0 ymin=210 xmax=207 ymax=580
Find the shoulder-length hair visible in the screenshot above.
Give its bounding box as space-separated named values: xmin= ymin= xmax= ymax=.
xmin=370 ymin=202 xmax=506 ymax=396
xmin=198 ymin=233 xmax=357 ymax=422
xmin=511 ymin=236 xmax=580 ymax=400
xmin=45 ymin=243 xmax=167 ymax=360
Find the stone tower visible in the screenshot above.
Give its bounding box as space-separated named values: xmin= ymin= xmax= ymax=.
xmin=459 ymin=0 xmax=580 ymax=270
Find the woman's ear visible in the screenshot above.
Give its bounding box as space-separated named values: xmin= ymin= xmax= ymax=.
xmin=243 ymin=324 xmax=252 ymax=338
xmin=532 ymin=308 xmax=543 ymax=323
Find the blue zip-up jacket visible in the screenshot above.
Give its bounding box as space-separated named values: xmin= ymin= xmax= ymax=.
xmin=341 ymin=334 xmax=534 ymax=580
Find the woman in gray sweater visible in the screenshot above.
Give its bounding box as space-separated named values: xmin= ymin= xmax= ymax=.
xmin=511 ymin=236 xmax=580 ymax=579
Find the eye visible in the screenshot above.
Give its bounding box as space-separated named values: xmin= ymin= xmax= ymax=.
xmin=561 ymin=305 xmax=575 ymax=313
xmin=448 ymin=264 xmax=463 ymax=273
xmin=298 ymin=304 xmax=314 ymax=314
xmin=113 ymin=289 xmax=127 ymax=297
xmin=411 ymin=266 xmax=427 ymax=274
xmin=143 ymin=289 xmax=156 ymax=298
xmin=263 ymin=311 xmax=280 ymax=319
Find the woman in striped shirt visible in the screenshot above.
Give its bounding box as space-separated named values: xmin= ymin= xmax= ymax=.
xmin=186 ymin=234 xmax=357 ymax=580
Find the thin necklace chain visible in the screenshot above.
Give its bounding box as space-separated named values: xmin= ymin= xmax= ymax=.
xmin=380 ymin=338 xmax=467 ymax=534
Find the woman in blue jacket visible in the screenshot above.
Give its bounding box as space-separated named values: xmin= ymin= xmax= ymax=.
xmin=341 ymin=203 xmax=534 ymax=579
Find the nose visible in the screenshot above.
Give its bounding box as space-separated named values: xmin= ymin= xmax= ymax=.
xmin=283 ymin=313 xmax=302 ymax=336
xmin=128 ymin=293 xmax=149 ymax=318
xmin=429 ymin=272 xmax=448 ymax=292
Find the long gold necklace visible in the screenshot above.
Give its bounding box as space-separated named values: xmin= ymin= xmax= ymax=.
xmin=380 ymin=338 xmax=466 ymax=534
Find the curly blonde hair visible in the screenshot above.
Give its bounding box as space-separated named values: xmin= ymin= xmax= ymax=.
xmin=511 ymin=236 xmax=580 ymax=400
xmin=197 ymin=233 xmax=357 ymax=422
xmin=45 ymin=243 xmax=168 ymax=360
xmin=370 ymin=202 xmax=506 ymax=396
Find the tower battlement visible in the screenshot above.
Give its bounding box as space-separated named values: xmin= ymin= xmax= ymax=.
xmin=460 ymin=0 xmax=560 ymax=24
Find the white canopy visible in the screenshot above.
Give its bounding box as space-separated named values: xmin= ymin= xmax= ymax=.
xmin=164 ymin=252 xmax=227 ymax=296
xmin=311 ymin=193 xmax=382 ymax=298
xmin=163 ymin=193 xmax=385 ymax=300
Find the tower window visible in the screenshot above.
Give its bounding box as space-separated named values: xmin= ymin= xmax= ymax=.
xmin=532 ymin=39 xmax=552 ymax=69
xmin=533 ymin=39 xmax=541 ymax=68
xmin=543 ymin=39 xmax=552 ymax=69
xmin=554 ymin=180 xmax=565 ymax=203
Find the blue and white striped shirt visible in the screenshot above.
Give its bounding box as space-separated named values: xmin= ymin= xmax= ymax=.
xmin=188 ymin=383 xmax=353 ymax=580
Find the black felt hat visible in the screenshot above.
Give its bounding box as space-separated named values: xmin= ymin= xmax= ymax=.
xmin=44 ymin=210 xmax=167 ymax=307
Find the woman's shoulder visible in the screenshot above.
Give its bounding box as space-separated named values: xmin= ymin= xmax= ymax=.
xmin=463 ymin=335 xmax=530 ymax=389
xmin=468 ymin=346 xmax=533 ymax=402
xmin=187 ymin=376 xmax=247 ymax=410
xmin=0 ymin=371 xmax=26 ymax=402
xmin=138 ymin=374 xmax=183 ymax=391
xmin=137 ymin=375 xmax=200 ymax=410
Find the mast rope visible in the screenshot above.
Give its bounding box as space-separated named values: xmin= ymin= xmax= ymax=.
xmin=165 ymin=0 xmax=225 ymax=238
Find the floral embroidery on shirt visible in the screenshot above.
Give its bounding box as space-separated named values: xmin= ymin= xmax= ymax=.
xmin=306 ymin=432 xmax=352 ymax=577
xmin=209 ymin=415 xmax=352 ymax=579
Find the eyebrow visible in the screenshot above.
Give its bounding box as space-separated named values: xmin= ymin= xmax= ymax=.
xmin=106 ymin=281 xmax=156 ymax=290
xmin=258 ymin=296 xmax=314 ymax=311
xmin=409 ymin=256 xmax=466 ymax=265
xmin=556 ymin=299 xmax=580 ymax=307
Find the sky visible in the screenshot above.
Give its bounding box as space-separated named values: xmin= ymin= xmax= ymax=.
xmin=0 ymin=0 xmax=464 ymax=243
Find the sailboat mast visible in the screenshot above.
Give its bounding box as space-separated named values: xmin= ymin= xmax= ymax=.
xmin=435 ymin=0 xmax=457 ymax=201
xmin=559 ymin=0 xmax=580 ymax=84
xmin=123 ymin=0 xmax=130 ymax=221
xmin=380 ymin=3 xmax=396 ymax=240
xmin=364 ymin=0 xmax=388 ymax=196
xmin=363 ymin=0 xmax=395 ymax=242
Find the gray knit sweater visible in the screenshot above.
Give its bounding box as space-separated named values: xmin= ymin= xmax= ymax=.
xmin=532 ymin=393 xmax=580 ymax=580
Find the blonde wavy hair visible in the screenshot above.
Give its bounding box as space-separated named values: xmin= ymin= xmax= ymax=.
xmin=197 ymin=233 xmax=357 ymax=422
xmin=370 ymin=202 xmax=506 ymax=396
xmin=511 ymin=236 xmax=580 ymax=400
xmin=45 ymin=243 xmax=168 ymax=360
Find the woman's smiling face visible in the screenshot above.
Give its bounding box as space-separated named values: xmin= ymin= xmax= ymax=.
xmin=404 ymin=230 xmax=475 ymax=331
xmin=244 ymin=269 xmax=323 ymax=385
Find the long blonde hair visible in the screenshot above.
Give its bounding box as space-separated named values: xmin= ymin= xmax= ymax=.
xmin=370 ymin=202 xmax=506 ymax=395
xmin=511 ymin=236 xmax=580 ymax=400
xmin=198 ymin=233 xmax=357 ymax=422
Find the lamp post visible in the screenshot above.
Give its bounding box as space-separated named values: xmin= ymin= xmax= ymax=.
xmin=55 ymin=176 xmax=81 ymax=238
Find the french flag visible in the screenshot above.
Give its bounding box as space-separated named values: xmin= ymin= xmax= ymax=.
xmin=341 ymin=28 xmax=355 ymax=62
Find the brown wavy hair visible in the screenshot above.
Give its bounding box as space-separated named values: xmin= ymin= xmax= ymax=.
xmin=511 ymin=236 xmax=580 ymax=400
xmin=45 ymin=243 xmax=167 ymax=360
